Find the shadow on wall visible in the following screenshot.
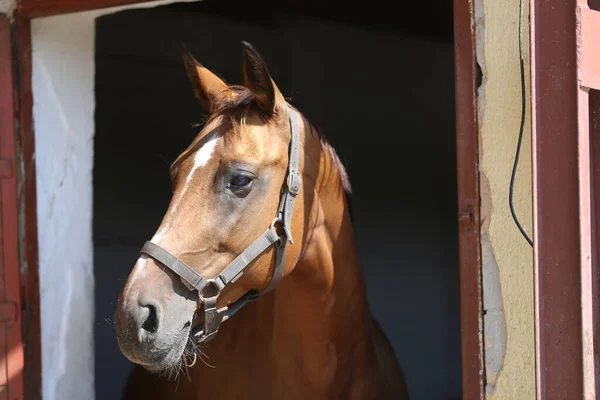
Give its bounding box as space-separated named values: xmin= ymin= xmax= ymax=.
xmin=93 ymin=4 xmax=460 ymax=400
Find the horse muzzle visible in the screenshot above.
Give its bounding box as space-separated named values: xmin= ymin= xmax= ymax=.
xmin=114 ymin=279 xmax=197 ymax=371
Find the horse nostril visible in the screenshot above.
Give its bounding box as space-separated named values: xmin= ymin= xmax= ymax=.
xmin=141 ymin=304 xmax=159 ymax=334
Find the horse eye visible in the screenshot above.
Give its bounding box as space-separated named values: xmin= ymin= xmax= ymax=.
xmin=230 ymin=175 xmax=253 ymax=188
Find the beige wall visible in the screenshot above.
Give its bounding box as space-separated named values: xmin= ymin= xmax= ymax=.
xmin=476 ymin=0 xmax=535 ymax=398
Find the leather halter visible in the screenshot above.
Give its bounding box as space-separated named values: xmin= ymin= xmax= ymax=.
xmin=139 ymin=104 xmax=301 ymax=343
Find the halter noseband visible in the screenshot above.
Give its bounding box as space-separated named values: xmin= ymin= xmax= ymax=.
xmin=139 ymin=104 xmax=301 ymax=343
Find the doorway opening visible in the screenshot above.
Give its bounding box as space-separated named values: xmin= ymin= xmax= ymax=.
xmin=93 ymin=2 xmax=459 ymax=399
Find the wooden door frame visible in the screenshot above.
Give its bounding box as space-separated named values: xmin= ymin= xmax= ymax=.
xmin=453 ymin=0 xmax=485 ymax=398
xmin=530 ymin=0 xmax=600 ymax=398
xmin=10 ymin=13 xmax=40 ymax=400
xmin=0 ymin=12 xmax=26 ymax=400
xmin=8 ymin=0 xmax=485 ymax=399
xmin=529 ymin=0 xmax=583 ymax=394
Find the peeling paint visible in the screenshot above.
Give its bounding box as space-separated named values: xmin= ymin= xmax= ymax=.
xmin=481 ymin=239 xmax=507 ymax=393
xmin=480 ymin=171 xmax=507 ymax=394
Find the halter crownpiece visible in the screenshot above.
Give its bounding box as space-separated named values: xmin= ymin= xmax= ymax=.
xmin=139 ymin=104 xmax=301 ymax=343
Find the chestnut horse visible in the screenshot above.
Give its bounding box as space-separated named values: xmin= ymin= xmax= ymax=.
xmin=114 ymin=41 xmax=409 ymax=399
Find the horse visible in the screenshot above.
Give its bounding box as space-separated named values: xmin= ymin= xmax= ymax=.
xmin=114 ymin=41 xmax=409 ymax=399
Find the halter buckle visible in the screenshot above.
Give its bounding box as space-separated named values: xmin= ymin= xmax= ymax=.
xmin=197 ymin=306 xmax=227 ymax=343
xmin=287 ymin=171 xmax=302 ymax=196
xmin=196 ymin=284 xmax=228 ymax=343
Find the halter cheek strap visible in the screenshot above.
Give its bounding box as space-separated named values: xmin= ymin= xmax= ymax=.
xmin=139 ymin=104 xmax=301 ymax=343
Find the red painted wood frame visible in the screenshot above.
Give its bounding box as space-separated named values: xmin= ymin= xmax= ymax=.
xmin=577 ymin=2 xmax=600 ymax=399
xmin=453 ymin=0 xmax=485 ymax=398
xmin=576 ymin=0 xmax=600 ymax=398
xmin=10 ymin=1 xmax=485 ymax=399
xmin=531 ymin=0 xmax=600 ymax=398
xmin=14 ymin=15 xmax=41 ymax=400
xmin=0 ymin=13 xmax=26 ymax=400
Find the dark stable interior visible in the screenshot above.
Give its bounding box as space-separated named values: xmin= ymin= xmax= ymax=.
xmin=93 ymin=1 xmax=460 ymax=399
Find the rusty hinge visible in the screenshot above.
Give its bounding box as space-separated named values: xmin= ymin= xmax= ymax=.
xmin=0 ymin=303 xmax=17 ymax=322
xmin=0 ymin=159 xmax=13 ymax=179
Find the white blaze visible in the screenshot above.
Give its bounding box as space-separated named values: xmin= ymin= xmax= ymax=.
xmin=176 ymin=134 xmax=219 ymax=210
xmin=149 ymin=134 xmax=219 ymax=248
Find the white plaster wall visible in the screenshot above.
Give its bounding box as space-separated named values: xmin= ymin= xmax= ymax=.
xmin=31 ymin=1 xmax=198 ymax=399
xmin=0 ymin=0 xmax=15 ymax=17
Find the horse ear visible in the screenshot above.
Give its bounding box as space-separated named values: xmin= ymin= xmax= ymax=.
xmin=241 ymin=41 xmax=282 ymax=115
xmin=181 ymin=45 xmax=228 ymax=112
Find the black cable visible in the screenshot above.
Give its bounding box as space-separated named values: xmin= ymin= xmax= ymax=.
xmin=509 ymin=0 xmax=533 ymax=247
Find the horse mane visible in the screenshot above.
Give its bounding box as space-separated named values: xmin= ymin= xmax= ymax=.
xmin=206 ymin=85 xmax=354 ymax=220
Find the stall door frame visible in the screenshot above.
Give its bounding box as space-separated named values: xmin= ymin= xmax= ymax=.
xmin=6 ymin=0 xmax=485 ymax=399
xmin=0 ymin=13 xmax=26 ymax=400
xmin=530 ymin=0 xmax=600 ymax=398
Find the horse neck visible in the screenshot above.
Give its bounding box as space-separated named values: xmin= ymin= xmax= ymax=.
xmin=289 ymin=122 xmax=373 ymax=343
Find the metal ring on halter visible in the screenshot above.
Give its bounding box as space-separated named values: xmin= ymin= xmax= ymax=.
xmin=269 ymin=216 xmax=285 ymax=245
xmin=200 ymin=277 xmax=225 ymax=301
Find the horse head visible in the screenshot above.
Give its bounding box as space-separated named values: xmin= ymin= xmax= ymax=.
xmin=114 ymin=41 xmax=307 ymax=372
